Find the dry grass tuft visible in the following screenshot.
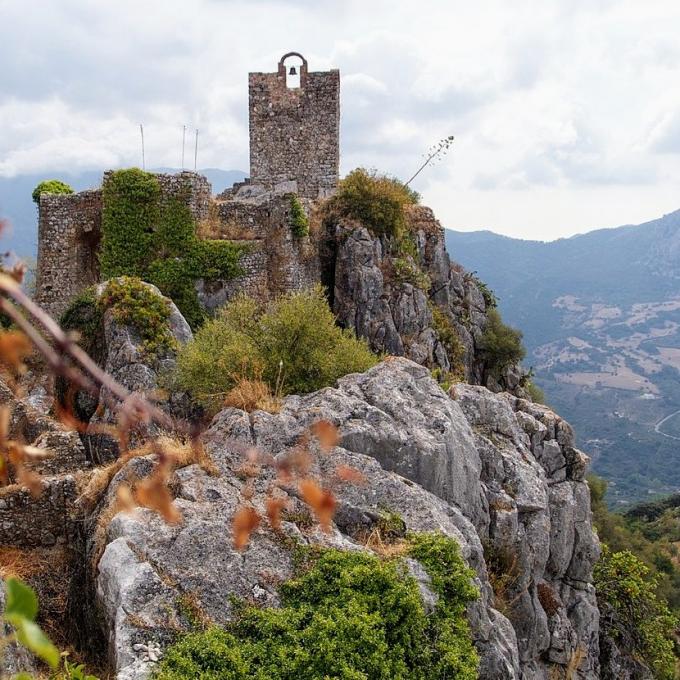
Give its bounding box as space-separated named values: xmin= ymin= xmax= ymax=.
xmin=362 ymin=528 xmax=409 ymax=558
xmin=565 ymin=645 xmax=587 ymax=679
xmin=483 ymin=542 xmax=522 ymax=618
xmin=0 ymin=546 xmax=72 ymax=650
xmin=223 ymin=378 xmax=281 ymax=414
xmin=78 ymin=435 xmax=218 ymax=512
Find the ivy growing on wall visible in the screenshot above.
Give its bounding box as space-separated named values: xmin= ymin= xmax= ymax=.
xmin=99 ymin=169 xmax=248 ymax=328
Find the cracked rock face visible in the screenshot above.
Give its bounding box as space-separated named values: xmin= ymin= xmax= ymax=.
xmin=331 ymin=207 xmax=499 ymax=386
xmin=92 ymin=358 xmax=600 ymax=679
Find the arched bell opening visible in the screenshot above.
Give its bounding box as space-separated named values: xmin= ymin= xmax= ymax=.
xmin=278 ymin=52 xmax=308 ymax=89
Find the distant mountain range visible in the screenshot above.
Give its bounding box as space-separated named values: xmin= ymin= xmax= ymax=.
xmin=446 ymin=209 xmax=680 ymax=506
xmin=0 ymin=168 xmax=246 ymax=258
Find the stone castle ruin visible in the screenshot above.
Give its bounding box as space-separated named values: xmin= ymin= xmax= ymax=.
xmin=35 ymin=52 xmax=339 ymax=318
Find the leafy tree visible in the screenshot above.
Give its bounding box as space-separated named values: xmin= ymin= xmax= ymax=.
xmin=595 ymin=547 xmax=678 ymax=679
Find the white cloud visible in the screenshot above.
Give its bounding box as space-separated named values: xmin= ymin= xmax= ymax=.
xmin=1 ymin=0 xmax=680 ymax=239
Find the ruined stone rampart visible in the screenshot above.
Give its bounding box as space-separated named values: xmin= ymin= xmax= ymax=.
xmin=0 ymin=476 xmax=77 ymax=548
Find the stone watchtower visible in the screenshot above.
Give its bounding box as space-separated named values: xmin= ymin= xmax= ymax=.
xmin=248 ymin=52 xmax=340 ymax=199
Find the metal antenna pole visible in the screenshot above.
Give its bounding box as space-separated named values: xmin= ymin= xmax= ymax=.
xmin=194 ymin=129 xmax=199 ymax=171
xmin=181 ymin=125 xmax=186 ymax=169
xmin=140 ymin=124 xmax=145 ymax=170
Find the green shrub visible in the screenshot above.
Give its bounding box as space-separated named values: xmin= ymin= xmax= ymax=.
xmin=174 ymin=287 xmax=378 ymax=411
xmin=99 ymin=277 xmax=175 ymax=358
xmin=31 ymin=179 xmax=74 ymax=204
xmin=155 ymin=537 xmax=479 ymax=680
xmin=99 ymin=169 xmax=247 ymax=328
xmin=392 ymin=258 xmax=431 ymax=290
xmin=595 ymin=547 xmax=678 ymax=679
xmin=588 ymin=473 xmax=680 ymax=614
xmin=288 ymin=194 xmax=309 ymax=237
xmin=329 ymin=168 xmax=419 ymax=240
xmin=479 ymin=308 xmax=525 ymax=376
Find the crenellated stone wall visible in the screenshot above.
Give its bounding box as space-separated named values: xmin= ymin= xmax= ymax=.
xmin=249 ymin=53 xmax=340 ymax=199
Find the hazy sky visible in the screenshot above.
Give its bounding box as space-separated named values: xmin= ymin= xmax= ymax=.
xmin=1 ymin=0 xmax=680 ymax=239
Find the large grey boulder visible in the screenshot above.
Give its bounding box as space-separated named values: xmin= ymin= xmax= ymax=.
xmin=454 ymin=383 xmax=601 ymax=678
xmin=91 ymin=358 xmax=601 ymax=679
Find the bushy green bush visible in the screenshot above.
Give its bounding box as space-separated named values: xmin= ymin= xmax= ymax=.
xmin=595 ymin=547 xmax=678 ymax=679
xmin=99 ymin=169 xmax=247 ymax=328
xmin=288 ymin=194 xmax=309 ymax=237
xmin=155 ymin=537 xmax=478 ymax=680
xmin=329 ymin=168 xmax=419 ymax=240
xmin=479 ymin=308 xmax=525 ymax=375
xmin=32 ymin=179 xmax=74 ymax=204
xmin=174 ymin=286 xmax=378 ymax=411
xmin=99 ymin=277 xmax=175 ymax=358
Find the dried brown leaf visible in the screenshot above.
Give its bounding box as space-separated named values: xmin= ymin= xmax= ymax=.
xmin=277 ymin=447 xmax=312 ymax=481
xmin=116 ymin=484 xmax=137 ymax=512
xmin=0 ymin=405 xmax=9 ymax=445
xmin=299 ymin=479 xmax=336 ymax=532
xmin=334 ymin=464 xmax=366 ymax=485
xmin=265 ymin=497 xmax=288 ymax=531
xmin=0 ymin=331 xmax=31 ymax=373
xmin=135 ymin=470 xmax=181 ymax=524
xmin=16 ymin=467 xmax=43 ymax=498
xmin=311 ymin=420 xmax=339 ymax=452
xmin=232 ymin=506 xmax=261 ymax=551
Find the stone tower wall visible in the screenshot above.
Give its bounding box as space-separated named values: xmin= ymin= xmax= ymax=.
xmin=249 ymin=54 xmax=340 ymax=198
xmin=34 ymin=190 xmax=102 ymax=320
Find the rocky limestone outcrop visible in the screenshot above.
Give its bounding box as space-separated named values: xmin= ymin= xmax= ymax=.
xmin=329 ymin=206 xmax=524 ymax=393
xmin=89 ymin=358 xmax=600 ymax=679
xmin=83 ymin=281 xmax=193 ymax=464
